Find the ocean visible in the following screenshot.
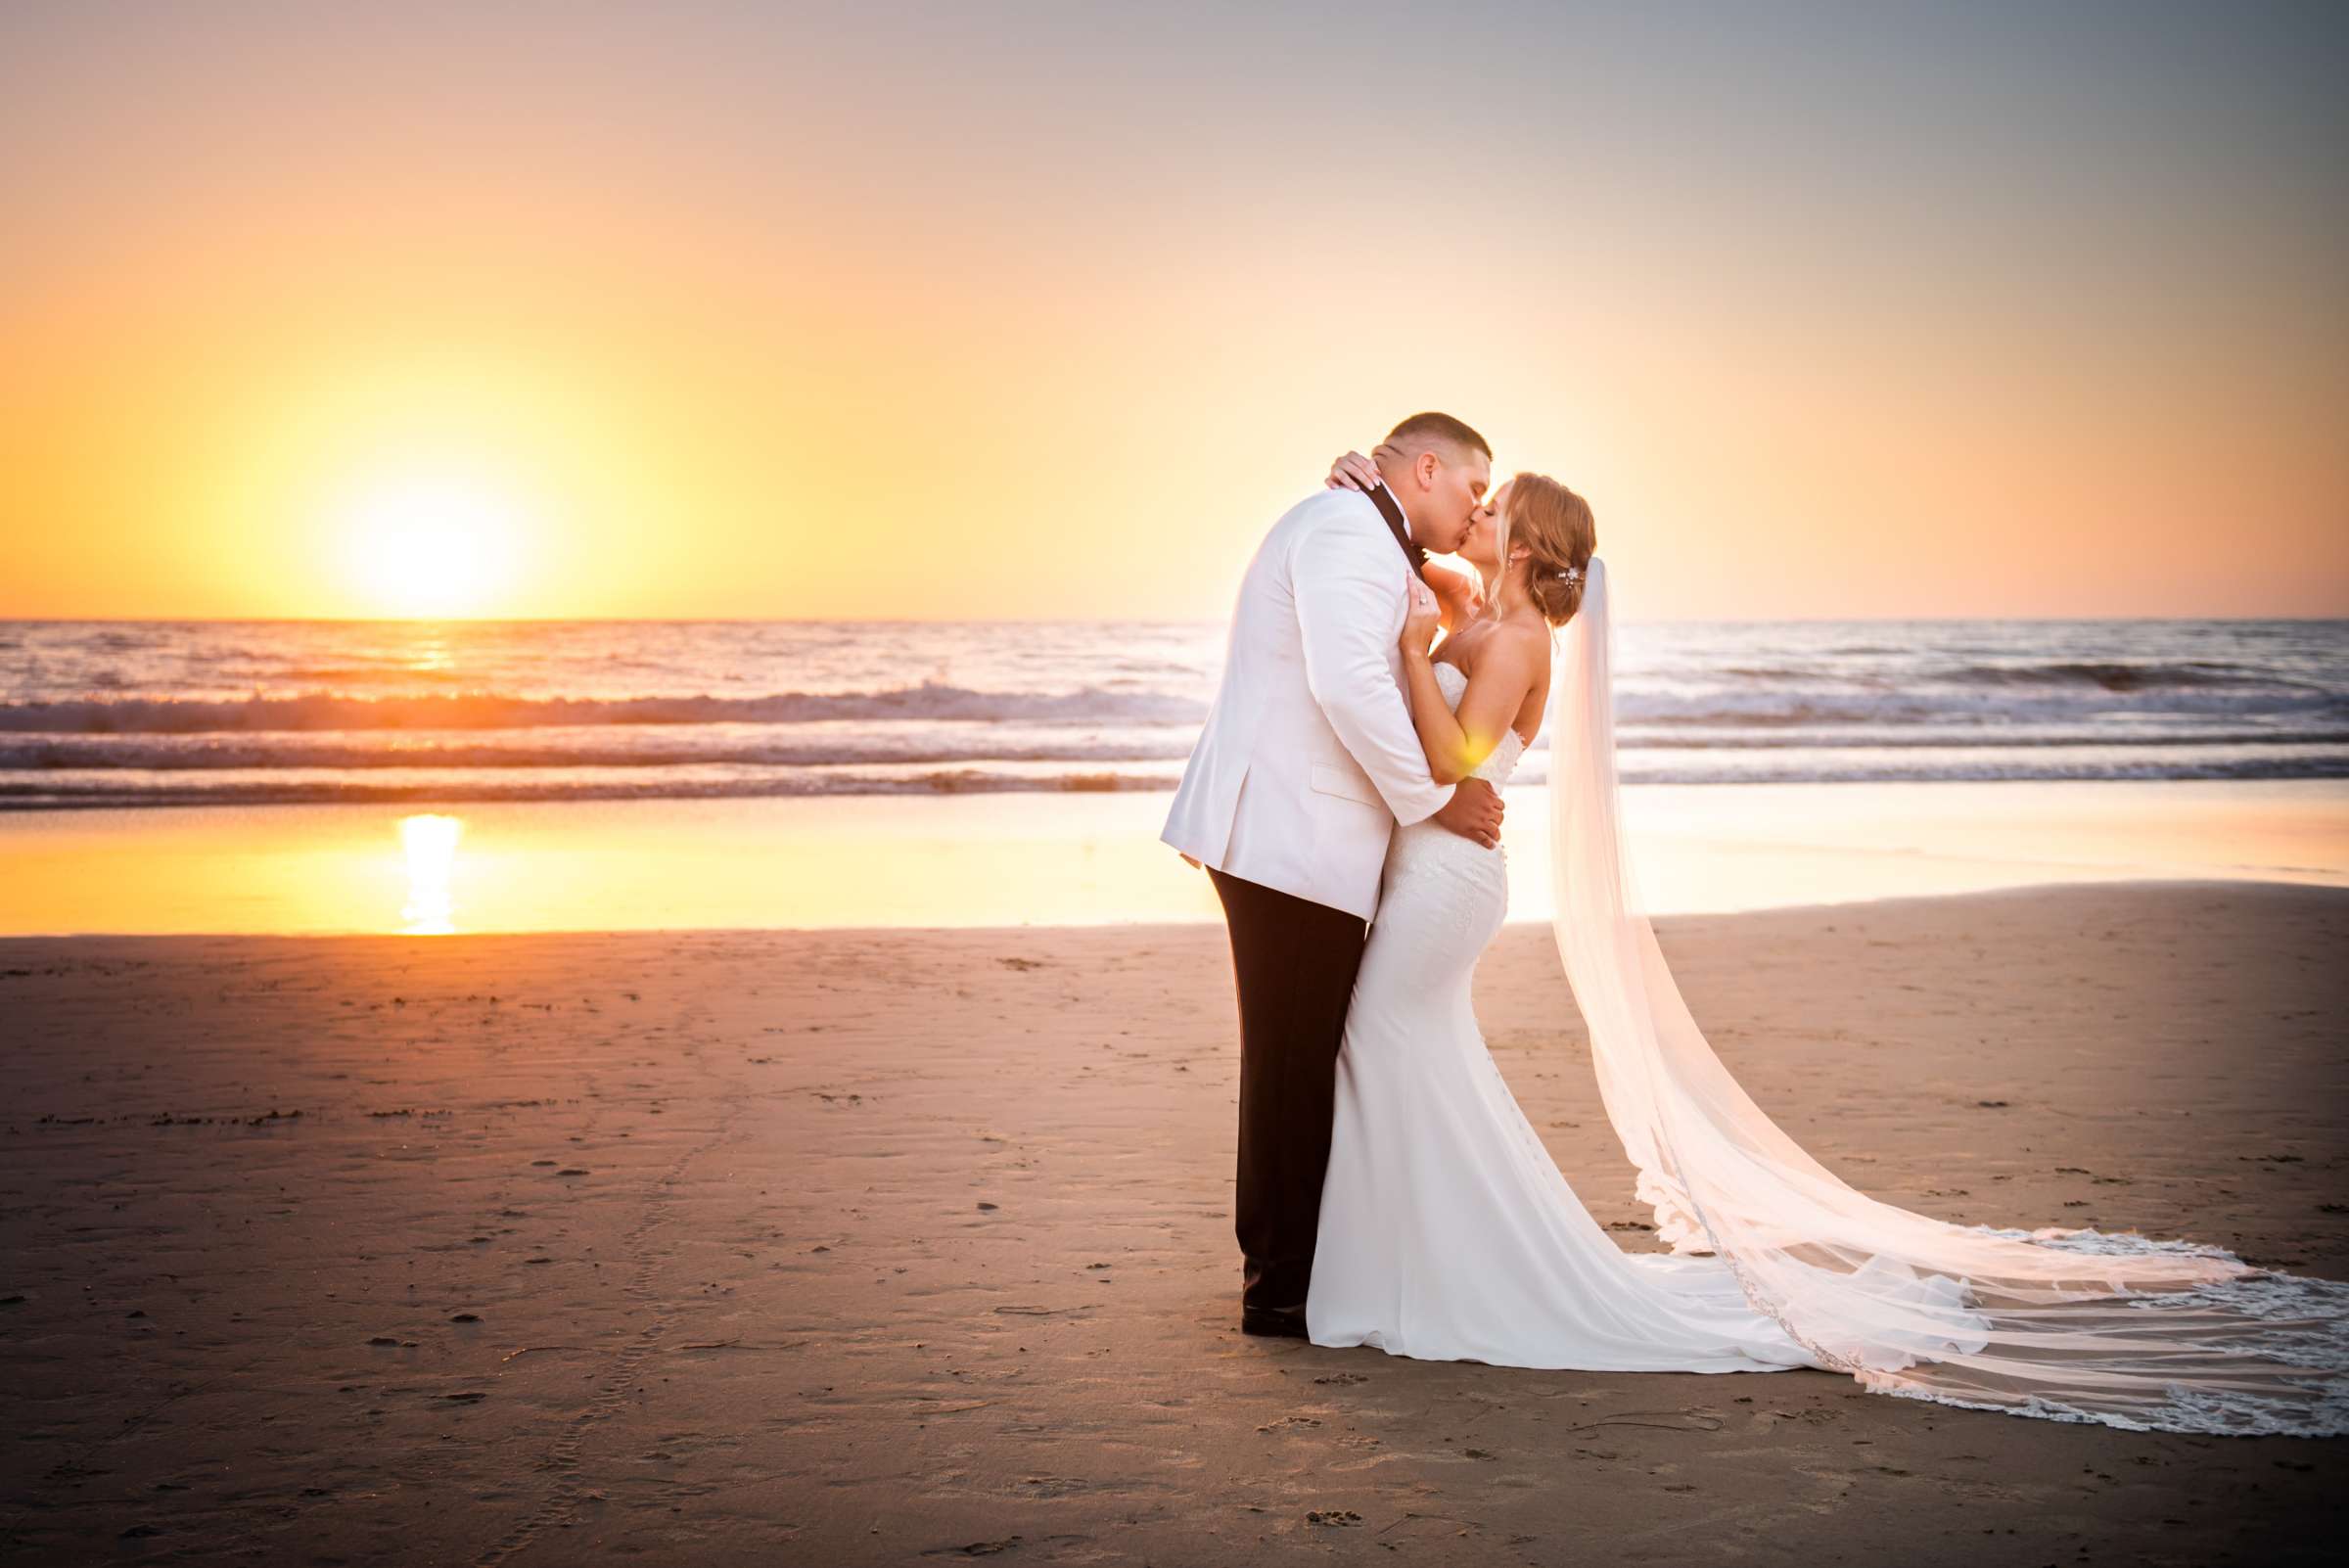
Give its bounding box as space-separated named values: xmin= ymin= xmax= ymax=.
xmin=0 ymin=618 xmax=2343 ymax=811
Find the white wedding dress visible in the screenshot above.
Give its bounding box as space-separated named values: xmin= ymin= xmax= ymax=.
xmin=1310 ymin=658 xmax=1817 ymax=1374
xmin=1307 ymin=575 xmax=2349 ymax=1435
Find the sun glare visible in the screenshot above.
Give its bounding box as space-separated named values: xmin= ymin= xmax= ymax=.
xmin=340 ymin=475 xmax=524 ymax=618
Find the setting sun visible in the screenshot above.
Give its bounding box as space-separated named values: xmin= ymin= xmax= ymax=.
xmin=339 ymin=474 xmax=525 ymax=619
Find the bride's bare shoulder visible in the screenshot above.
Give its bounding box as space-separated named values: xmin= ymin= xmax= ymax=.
xmin=1471 ymin=616 xmax=1549 ymax=677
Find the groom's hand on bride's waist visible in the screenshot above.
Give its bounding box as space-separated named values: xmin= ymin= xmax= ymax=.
xmin=1431 ymin=778 xmax=1503 ymax=850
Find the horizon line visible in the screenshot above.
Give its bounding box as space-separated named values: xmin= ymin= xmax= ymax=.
xmin=5 ymin=612 xmax=2346 ymax=629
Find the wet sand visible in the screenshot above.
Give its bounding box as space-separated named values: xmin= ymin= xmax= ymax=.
xmin=3 ymin=777 xmax=2342 ymax=935
xmin=2 ymin=881 xmax=2345 ymax=1564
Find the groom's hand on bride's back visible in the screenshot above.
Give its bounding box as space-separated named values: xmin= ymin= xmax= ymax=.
xmin=1432 ymin=777 xmax=1503 ymax=850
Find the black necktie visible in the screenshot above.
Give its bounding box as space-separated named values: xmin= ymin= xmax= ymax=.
xmin=1365 ymin=483 xmax=1428 ymax=581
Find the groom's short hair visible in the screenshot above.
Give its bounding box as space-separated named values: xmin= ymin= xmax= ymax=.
xmin=1384 ymin=412 xmax=1492 ymax=463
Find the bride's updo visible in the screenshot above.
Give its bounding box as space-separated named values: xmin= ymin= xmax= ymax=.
xmin=1500 ymin=473 xmax=1597 ymax=625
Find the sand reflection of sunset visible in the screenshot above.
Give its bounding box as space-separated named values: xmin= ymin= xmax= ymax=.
xmin=397 ymin=812 xmax=464 ymax=933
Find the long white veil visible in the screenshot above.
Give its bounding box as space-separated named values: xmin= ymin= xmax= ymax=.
xmin=1544 ymin=556 xmax=2349 ymax=1435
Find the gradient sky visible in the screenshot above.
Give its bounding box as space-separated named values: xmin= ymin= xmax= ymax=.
xmin=3 ymin=1 xmax=2343 ymax=622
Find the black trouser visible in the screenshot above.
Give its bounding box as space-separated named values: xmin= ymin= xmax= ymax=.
xmin=1207 ymin=866 xmax=1370 ymax=1313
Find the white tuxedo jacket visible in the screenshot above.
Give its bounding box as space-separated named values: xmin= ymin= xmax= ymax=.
xmin=1161 ymin=487 xmax=1455 ymax=922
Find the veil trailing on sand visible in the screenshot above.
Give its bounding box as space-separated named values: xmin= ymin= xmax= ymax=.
xmin=1543 ymin=556 xmax=2349 ymax=1435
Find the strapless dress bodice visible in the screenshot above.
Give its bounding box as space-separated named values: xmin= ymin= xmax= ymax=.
xmin=1433 ymin=659 xmax=1526 ymax=792
xmin=1382 ymin=659 xmax=1524 ymax=896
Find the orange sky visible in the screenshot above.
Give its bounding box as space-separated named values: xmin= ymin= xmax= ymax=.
xmin=3 ymin=3 xmax=2343 ymax=623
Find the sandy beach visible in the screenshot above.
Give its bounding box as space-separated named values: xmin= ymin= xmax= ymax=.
xmin=4 ymin=880 xmax=2345 ymax=1564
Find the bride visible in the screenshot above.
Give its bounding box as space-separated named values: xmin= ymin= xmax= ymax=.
xmin=1303 ymin=449 xmax=2349 ymax=1436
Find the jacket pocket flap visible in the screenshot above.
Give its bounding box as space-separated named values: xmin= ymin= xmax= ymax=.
xmin=1309 ymin=762 xmax=1380 ymax=807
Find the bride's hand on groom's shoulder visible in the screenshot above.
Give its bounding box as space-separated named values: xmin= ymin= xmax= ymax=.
xmin=1325 ymin=449 xmax=1380 ymax=492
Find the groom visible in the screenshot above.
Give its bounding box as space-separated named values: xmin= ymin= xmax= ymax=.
xmin=1162 ymin=411 xmax=1504 ymax=1337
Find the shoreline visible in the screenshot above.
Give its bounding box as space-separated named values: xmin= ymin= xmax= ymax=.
xmin=0 ymin=871 xmax=2324 ymax=945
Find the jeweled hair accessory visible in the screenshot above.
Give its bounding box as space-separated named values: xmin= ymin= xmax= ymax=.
xmin=1558 ymin=564 xmax=1584 ymax=588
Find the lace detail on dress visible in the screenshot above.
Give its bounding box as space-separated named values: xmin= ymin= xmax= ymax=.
xmin=1852 ymin=1233 xmax=2349 ymax=1435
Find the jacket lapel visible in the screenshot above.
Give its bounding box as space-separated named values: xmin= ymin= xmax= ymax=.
xmin=1366 ymin=484 xmax=1429 ymax=581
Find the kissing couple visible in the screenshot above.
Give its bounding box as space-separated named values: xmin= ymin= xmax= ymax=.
xmin=1160 ymin=411 xmax=2347 ymax=1436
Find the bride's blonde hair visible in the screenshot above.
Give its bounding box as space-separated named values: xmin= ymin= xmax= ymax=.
xmin=1493 ymin=473 xmax=1597 ymax=626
